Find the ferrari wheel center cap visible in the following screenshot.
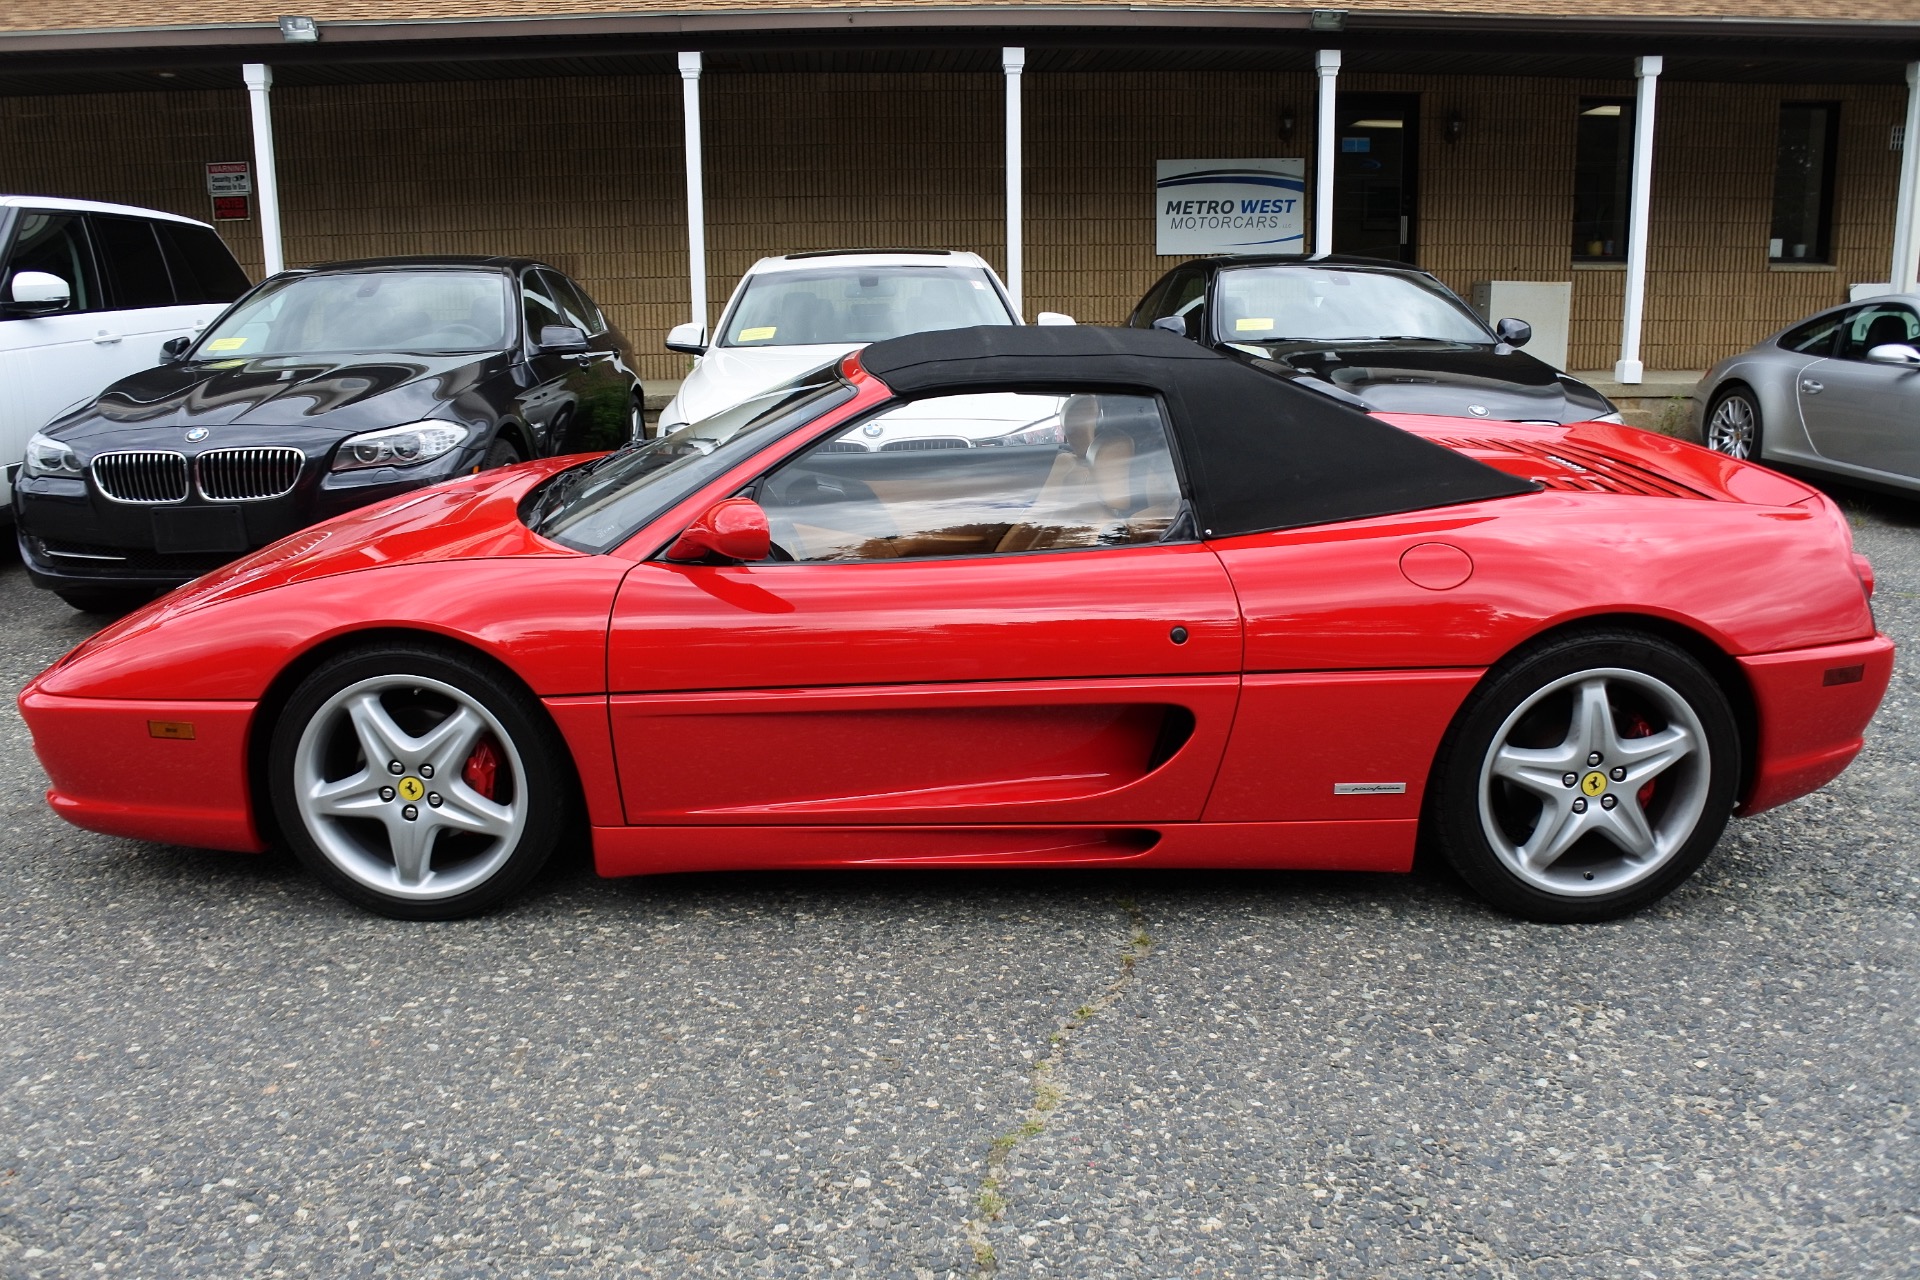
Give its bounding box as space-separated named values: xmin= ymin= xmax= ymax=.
xmin=397 ymin=776 xmax=426 ymax=803
xmin=1580 ymin=771 xmax=1609 ymax=798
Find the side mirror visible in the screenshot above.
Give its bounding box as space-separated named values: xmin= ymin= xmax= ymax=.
xmin=664 ymin=496 xmax=771 ymax=563
xmin=1151 ymin=315 xmax=1189 ymax=338
xmin=665 ymin=321 xmax=708 ymax=355
xmin=1865 ymin=342 xmax=1920 ymax=367
xmin=1035 ymin=311 xmax=1076 ymax=326
xmin=159 ymin=335 xmax=193 ymax=363
xmin=5 ymin=270 xmax=72 ymax=316
xmin=538 ymin=324 xmax=589 ymax=353
xmin=1494 ymin=317 xmax=1533 ymax=348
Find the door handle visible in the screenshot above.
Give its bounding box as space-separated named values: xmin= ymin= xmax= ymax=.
xmin=1800 ymin=378 xmax=1823 ymax=394
xmin=92 ymin=330 xmax=122 ymax=345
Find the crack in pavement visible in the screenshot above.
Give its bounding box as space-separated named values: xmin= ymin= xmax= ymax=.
xmin=961 ymin=896 xmax=1153 ymax=1277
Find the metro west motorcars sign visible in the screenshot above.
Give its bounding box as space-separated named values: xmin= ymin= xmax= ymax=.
xmin=1155 ymin=159 xmax=1305 ymax=256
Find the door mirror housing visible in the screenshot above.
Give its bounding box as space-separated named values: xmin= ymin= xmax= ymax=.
xmin=665 ymin=321 xmax=708 ymax=355
xmin=5 ymin=270 xmax=72 ymax=316
xmin=1035 ymin=311 xmax=1076 ymax=326
xmin=538 ymin=324 xmax=589 ymax=353
xmin=1151 ymin=315 xmax=1190 ymax=338
xmin=159 ymin=335 xmax=193 ymax=363
xmin=1494 ymin=317 xmax=1532 ymax=348
xmin=665 ymin=496 xmax=772 ymax=563
xmin=1865 ymin=342 xmax=1920 ymax=367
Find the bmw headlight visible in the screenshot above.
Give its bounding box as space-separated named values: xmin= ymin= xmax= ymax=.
xmin=332 ymin=421 xmax=470 ymax=472
xmin=22 ymin=432 xmax=82 ymax=479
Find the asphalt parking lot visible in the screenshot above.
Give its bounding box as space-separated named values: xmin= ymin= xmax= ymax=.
xmin=2 ymin=485 xmax=1917 ymax=1280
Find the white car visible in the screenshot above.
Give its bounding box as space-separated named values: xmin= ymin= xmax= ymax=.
xmin=657 ymin=249 xmax=1071 ymax=435
xmin=0 ymin=196 xmax=251 ymax=516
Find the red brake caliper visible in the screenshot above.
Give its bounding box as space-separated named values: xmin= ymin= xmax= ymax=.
xmin=463 ymin=736 xmax=502 ymax=802
xmin=1620 ymin=710 xmax=1657 ymax=807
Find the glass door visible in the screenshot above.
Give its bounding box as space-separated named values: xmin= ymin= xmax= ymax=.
xmin=1333 ymin=94 xmax=1420 ymax=263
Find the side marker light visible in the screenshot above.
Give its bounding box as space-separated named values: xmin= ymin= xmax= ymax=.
xmin=148 ymin=720 xmax=196 ymax=740
xmin=1823 ymin=665 xmax=1865 ymax=687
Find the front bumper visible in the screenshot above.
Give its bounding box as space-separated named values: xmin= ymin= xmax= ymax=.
xmin=16 ymin=447 xmax=474 ymax=591
xmin=19 ymin=688 xmax=266 ymax=852
xmin=1737 ymin=632 xmax=1895 ymax=816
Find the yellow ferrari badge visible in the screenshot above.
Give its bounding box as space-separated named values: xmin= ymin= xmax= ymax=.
xmin=1580 ymin=771 xmax=1608 ymax=797
xmin=398 ymin=776 xmax=426 ymax=802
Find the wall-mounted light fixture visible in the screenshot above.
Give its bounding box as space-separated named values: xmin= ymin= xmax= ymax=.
xmin=1279 ymin=107 xmax=1297 ymax=144
xmin=277 ymin=15 xmax=319 ymax=42
xmin=1445 ymin=111 xmax=1466 ymax=144
xmin=1309 ymin=9 xmax=1347 ymax=32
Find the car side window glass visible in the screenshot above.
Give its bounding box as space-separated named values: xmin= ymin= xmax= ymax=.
xmin=523 ymin=273 xmax=565 ymax=344
xmin=1131 ymin=274 xmax=1175 ymax=328
xmin=545 ymin=271 xmax=606 ymax=336
xmin=156 ymin=222 xmax=251 ymax=304
xmin=757 ymin=391 xmax=1184 ymax=563
xmin=1779 ymin=310 xmax=1849 ymax=356
xmin=1162 ymin=270 xmax=1208 ymax=338
xmin=3 ymin=211 xmax=99 ymax=314
xmin=91 ymin=215 xmax=177 ymax=310
xmin=1837 ymin=304 xmax=1920 ymax=360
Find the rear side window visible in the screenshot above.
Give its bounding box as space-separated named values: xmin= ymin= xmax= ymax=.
xmin=91 ymin=215 xmax=175 ymax=309
xmin=1779 ymin=310 xmax=1848 ymax=355
xmin=157 ymin=222 xmax=250 ymax=303
xmin=2 ymin=210 xmax=100 ymax=313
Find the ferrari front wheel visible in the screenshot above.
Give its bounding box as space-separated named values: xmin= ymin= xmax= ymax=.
xmin=1429 ymin=632 xmax=1739 ymax=922
xmin=268 ymin=644 xmax=571 ymax=919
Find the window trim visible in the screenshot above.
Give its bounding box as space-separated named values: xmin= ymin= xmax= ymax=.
xmin=738 ymin=386 xmax=1198 ymax=566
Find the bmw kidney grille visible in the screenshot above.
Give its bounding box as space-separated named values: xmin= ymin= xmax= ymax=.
xmin=90 ymin=451 xmax=190 ymax=504
xmin=194 ymin=447 xmax=305 ymax=501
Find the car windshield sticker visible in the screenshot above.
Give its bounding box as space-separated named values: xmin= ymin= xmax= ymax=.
xmin=206 ymin=337 xmax=248 ymax=351
xmin=739 ymin=326 xmax=777 ymax=342
xmin=1235 ymin=317 xmax=1275 ymax=332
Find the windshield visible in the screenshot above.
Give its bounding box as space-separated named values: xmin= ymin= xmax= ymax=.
xmin=718 ymin=265 xmax=1015 ymax=348
xmin=195 ymin=269 xmax=514 ymax=358
xmin=1213 ymin=266 xmax=1492 ymax=345
xmin=534 ymin=363 xmax=856 ymax=553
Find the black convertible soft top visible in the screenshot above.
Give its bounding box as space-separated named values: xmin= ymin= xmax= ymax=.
xmin=859 ymin=325 xmax=1536 ymax=539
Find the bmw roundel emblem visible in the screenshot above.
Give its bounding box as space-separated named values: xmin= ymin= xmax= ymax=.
xmin=1467 ymin=404 xmax=1490 ymax=418
xmin=185 ymin=427 xmax=210 ymax=442
xmin=862 ymin=423 xmax=884 ymax=438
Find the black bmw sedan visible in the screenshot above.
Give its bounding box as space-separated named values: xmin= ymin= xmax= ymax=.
xmin=1128 ymin=255 xmax=1619 ymax=426
xmin=16 ymin=255 xmax=640 ymax=612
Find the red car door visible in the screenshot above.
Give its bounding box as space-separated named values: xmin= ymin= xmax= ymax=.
xmin=604 ymin=390 xmax=1242 ymax=836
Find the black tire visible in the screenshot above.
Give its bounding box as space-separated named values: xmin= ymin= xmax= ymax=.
xmin=54 ymin=586 xmax=153 ymax=615
xmin=483 ymin=435 xmax=524 ymax=469
xmin=1426 ymin=630 xmax=1740 ymax=923
xmin=267 ymin=642 xmax=573 ymax=920
xmin=1703 ymin=386 xmax=1762 ymax=461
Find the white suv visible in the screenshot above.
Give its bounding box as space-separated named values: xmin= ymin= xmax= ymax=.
xmin=0 ymin=196 xmax=251 ymax=515
xmin=657 ymin=249 xmax=1070 ymax=435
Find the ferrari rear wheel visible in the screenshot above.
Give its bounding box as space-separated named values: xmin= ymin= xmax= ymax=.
xmin=1429 ymin=631 xmax=1739 ymax=922
xmin=1704 ymin=388 xmax=1761 ymax=461
xmin=268 ymin=644 xmax=571 ymax=919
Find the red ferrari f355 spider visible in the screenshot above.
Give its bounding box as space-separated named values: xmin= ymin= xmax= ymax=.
xmin=21 ymin=327 xmax=1891 ymax=922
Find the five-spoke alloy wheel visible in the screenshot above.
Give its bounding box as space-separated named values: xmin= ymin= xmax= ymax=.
xmin=1430 ymin=631 xmax=1739 ymax=921
xmin=269 ymin=644 xmax=571 ymax=919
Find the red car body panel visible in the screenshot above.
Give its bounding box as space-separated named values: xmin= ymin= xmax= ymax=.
xmin=19 ymin=360 xmax=1893 ymax=879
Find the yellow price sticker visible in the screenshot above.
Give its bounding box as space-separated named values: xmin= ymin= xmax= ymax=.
xmin=1234 ymin=317 xmax=1275 ymax=332
xmin=206 ymin=336 xmax=248 ymax=351
xmin=738 ymin=326 xmax=777 ymax=342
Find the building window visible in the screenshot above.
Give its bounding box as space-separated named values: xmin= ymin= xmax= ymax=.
xmin=1573 ymin=98 xmax=1634 ymax=261
xmin=1770 ymin=102 xmax=1839 ymax=264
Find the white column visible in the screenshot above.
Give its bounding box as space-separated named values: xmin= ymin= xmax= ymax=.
xmin=241 ymin=63 xmax=284 ymax=278
xmin=1614 ymin=55 xmax=1662 ymax=385
xmin=1002 ymin=47 xmax=1025 ymax=316
xmin=678 ymin=51 xmax=708 ymax=332
xmin=1892 ymin=61 xmax=1920 ymax=295
xmin=1313 ymin=50 xmax=1341 ymax=257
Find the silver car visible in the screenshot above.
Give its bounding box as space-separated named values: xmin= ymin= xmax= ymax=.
xmin=1698 ymin=294 xmax=1920 ymax=491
